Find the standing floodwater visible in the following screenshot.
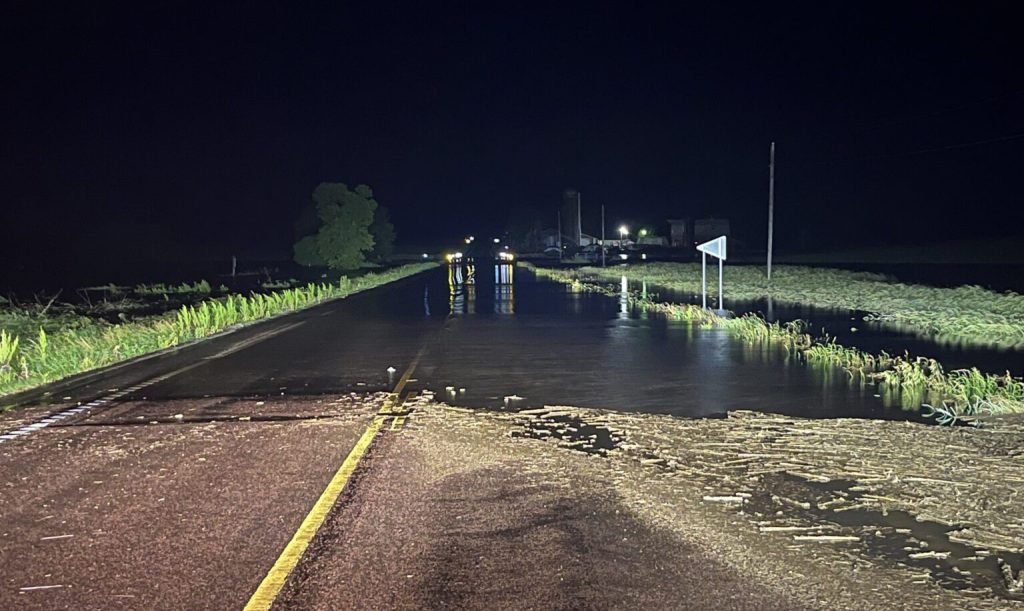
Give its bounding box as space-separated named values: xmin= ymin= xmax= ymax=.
xmin=421 ymin=264 xmax=926 ymax=421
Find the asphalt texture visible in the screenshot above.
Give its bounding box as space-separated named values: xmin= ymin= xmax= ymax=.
xmin=0 ymin=395 xmax=380 ymax=609
xmin=274 ymin=429 xmax=806 ymax=611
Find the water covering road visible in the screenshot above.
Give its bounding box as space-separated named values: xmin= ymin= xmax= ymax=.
xmin=12 ymin=262 xmax=950 ymax=422
xmin=4 ymin=264 xmax=1022 ymax=610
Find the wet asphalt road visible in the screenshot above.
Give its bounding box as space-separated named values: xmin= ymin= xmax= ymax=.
xmin=4 ymin=264 xmax=930 ymax=421
xmin=0 ymin=265 xmax=898 ymax=609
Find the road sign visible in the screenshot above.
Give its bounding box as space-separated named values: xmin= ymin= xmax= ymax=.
xmin=696 ymin=236 xmax=727 ymax=312
xmin=696 ymin=236 xmax=727 ymax=260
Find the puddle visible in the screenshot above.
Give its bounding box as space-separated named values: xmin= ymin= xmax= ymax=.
xmin=510 ymin=409 xmax=619 ymax=456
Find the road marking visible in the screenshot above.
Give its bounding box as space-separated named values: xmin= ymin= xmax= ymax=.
xmin=243 ymin=414 xmax=386 ymax=611
xmin=0 ymin=322 xmax=307 ymax=446
xmin=243 ymin=354 xmax=422 ymax=611
xmin=204 ymin=322 xmax=305 ymax=360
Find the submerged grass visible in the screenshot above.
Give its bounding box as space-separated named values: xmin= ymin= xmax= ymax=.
xmin=133 ymin=279 xmax=221 ymax=296
xmin=530 ymin=264 xmax=1024 ymax=424
xmin=0 ymin=263 xmax=435 ymax=401
xmin=555 ymin=262 xmax=1024 ymax=349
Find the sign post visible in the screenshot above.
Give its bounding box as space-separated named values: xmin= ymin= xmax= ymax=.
xmin=696 ymin=236 xmax=727 ymax=313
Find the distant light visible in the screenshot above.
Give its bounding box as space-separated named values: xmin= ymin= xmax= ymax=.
xmin=493 ymin=238 xmax=500 ymax=243
xmin=422 ymin=253 xmax=429 ymax=259
xmin=618 ymin=225 xmax=628 ymax=236
xmin=504 ymin=245 xmax=509 ymax=249
xmin=639 ymin=229 xmax=648 ymax=237
xmin=641 ymin=253 xmax=647 ymax=260
xmin=455 ymin=251 xmax=463 ymax=258
xmin=619 ymin=253 xmax=629 ymax=260
xmin=465 ymin=238 xmax=471 ymax=244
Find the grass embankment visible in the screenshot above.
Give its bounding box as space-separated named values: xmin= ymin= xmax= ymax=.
xmin=0 ymin=263 xmax=435 ymax=400
xmin=528 ymin=264 xmax=1024 ymax=423
xmin=564 ymin=262 xmax=1024 ymax=349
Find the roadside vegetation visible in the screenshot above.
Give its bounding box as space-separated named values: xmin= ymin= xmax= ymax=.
xmin=0 ymin=263 xmax=434 ymax=401
xmin=559 ymin=262 xmax=1024 ymax=349
xmin=292 ymin=182 xmax=396 ymax=271
xmin=529 ymin=265 xmax=1024 ymax=424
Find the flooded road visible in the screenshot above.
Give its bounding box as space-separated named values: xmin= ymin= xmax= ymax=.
xmin=5 ymin=264 xmax=1023 ymax=610
xmin=417 ymin=264 xmax=918 ymax=420
xmin=15 ymin=262 xmax=1018 ymax=423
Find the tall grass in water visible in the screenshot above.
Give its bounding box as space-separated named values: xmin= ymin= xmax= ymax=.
xmin=553 ymin=262 xmax=1024 ymax=349
xmin=529 ymin=263 xmax=1024 ymax=423
xmin=134 ymin=279 xmax=215 ymax=296
xmin=0 ymin=263 xmax=435 ymax=401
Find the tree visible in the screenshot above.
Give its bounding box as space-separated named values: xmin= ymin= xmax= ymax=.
xmin=369 ymin=205 xmax=396 ymax=260
xmin=293 ymin=182 xmax=379 ymax=270
xmin=293 ymin=235 xmax=322 ymax=267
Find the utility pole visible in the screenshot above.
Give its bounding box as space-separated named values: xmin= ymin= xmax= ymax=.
xmin=577 ymin=191 xmax=583 ymax=248
xmin=557 ymin=209 xmax=563 ymax=262
xmin=767 ymin=141 xmax=776 ymax=282
xmin=601 ymin=204 xmax=606 ymax=267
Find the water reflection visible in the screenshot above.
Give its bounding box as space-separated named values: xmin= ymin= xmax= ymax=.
xmin=619 ymin=275 xmax=629 ymax=317
xmin=426 ymin=267 xmax=935 ymax=421
xmin=447 ymin=262 xmax=516 ymax=316
xmin=448 ymin=263 xmax=476 ymax=315
xmin=494 ymin=264 xmax=515 ymax=314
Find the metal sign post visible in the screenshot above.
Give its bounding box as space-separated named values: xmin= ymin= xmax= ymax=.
xmin=701 ymin=251 xmax=707 ymax=309
xmin=696 ymin=236 xmax=727 ymax=313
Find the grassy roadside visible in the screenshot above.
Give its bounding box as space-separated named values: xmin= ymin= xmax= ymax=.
xmin=527 ymin=264 xmax=1024 ymax=423
xmin=0 ymin=263 xmax=436 ymax=400
xmin=557 ymin=262 xmax=1024 ymax=349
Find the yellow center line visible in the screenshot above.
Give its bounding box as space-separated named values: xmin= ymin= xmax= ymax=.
xmin=243 ymin=354 xmax=422 ymax=611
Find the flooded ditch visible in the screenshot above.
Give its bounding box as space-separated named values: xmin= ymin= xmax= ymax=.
xmin=637 ymin=280 xmax=1024 ymax=377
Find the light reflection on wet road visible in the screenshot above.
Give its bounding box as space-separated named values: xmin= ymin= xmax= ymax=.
xmin=25 ymin=263 xmax=978 ymax=422
xmin=419 ymin=264 xmax=903 ymax=420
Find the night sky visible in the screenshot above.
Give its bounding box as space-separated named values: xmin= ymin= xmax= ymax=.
xmin=2 ymin=2 xmax=1022 ymax=277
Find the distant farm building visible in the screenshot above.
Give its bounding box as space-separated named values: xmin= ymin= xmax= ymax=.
xmin=667 ymin=217 xmax=730 ymax=248
xmin=560 ymin=189 xmax=582 ymax=247
xmin=667 ymin=218 xmax=690 ymax=247
xmin=694 ymin=218 xmax=730 ymax=244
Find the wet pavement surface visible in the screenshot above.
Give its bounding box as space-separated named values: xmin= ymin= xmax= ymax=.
xmin=3 ymin=264 xmax=1023 ymax=609
xmin=0 ymin=395 xmax=382 ymax=610
xmin=8 ymin=263 xmax=1019 ymax=422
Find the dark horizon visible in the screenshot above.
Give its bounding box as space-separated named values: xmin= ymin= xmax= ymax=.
xmin=2 ymin=1 xmax=1023 ymax=276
